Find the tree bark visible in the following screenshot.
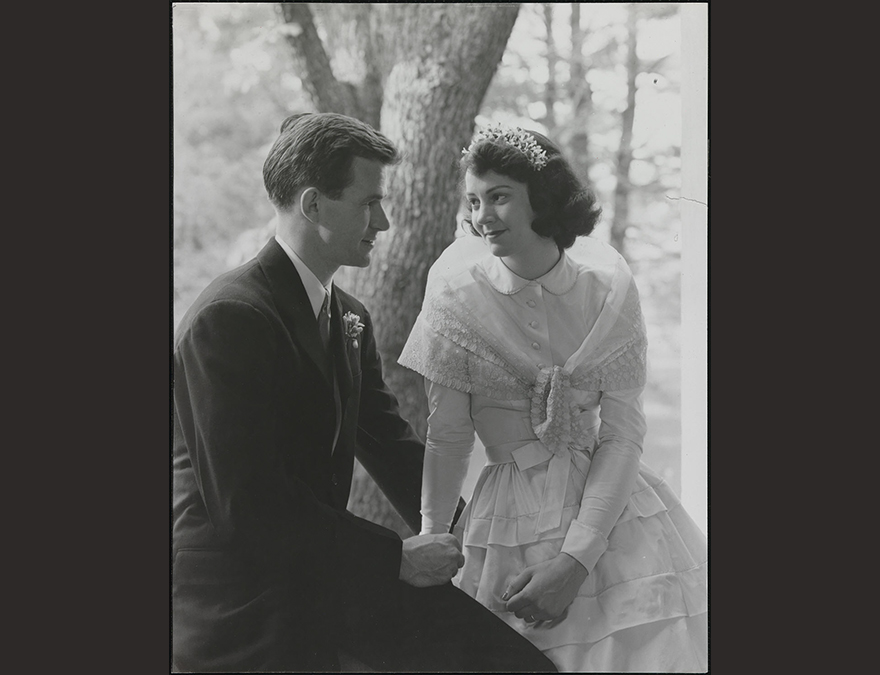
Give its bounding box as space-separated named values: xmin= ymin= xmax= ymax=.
xmin=543 ymin=3 xmax=557 ymax=133
xmin=568 ymin=2 xmax=593 ymax=181
xmin=346 ymin=3 xmax=519 ymax=433
xmin=277 ymin=3 xmax=367 ymax=123
xmin=351 ymin=4 xmax=383 ymax=129
xmin=610 ymin=5 xmax=638 ymax=260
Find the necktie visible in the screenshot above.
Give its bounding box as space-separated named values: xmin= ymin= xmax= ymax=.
xmin=319 ymin=289 xmax=342 ymax=456
xmin=318 ymin=290 xmax=331 ymax=352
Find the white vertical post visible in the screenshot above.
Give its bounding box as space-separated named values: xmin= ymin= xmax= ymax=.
xmin=680 ymin=3 xmax=708 ymax=537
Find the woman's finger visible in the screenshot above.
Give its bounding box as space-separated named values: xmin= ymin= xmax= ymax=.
xmin=502 ymin=570 xmax=532 ymax=606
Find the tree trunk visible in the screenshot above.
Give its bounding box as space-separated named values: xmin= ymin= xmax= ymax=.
xmin=568 ymin=2 xmax=593 ymax=181
xmin=351 ymin=4 xmax=384 ymax=129
xmin=345 ymin=2 xmax=519 ymax=431
xmin=277 ymin=3 xmax=364 ymax=121
xmin=610 ymin=5 xmax=638 ymax=260
xmin=543 ymin=3 xmax=557 ymax=133
xmin=277 ymin=2 xmax=521 ymax=536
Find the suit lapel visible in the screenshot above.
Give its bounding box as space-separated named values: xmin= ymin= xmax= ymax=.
xmin=257 ymin=240 xmax=357 ymax=460
xmin=257 ymin=239 xmax=333 ymax=386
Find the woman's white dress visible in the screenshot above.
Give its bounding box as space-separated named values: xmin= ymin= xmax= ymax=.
xmin=399 ymin=236 xmax=708 ymax=672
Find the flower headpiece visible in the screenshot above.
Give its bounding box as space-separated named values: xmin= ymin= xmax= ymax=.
xmin=462 ymin=123 xmax=549 ymax=171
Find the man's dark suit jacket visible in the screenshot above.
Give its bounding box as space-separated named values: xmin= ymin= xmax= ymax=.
xmin=172 ymin=238 xmax=427 ymax=671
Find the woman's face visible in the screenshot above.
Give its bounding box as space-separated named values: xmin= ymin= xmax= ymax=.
xmin=465 ymin=170 xmax=543 ymax=260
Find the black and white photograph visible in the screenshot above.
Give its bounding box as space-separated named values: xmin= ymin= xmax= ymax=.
xmin=172 ymin=3 xmax=709 ymax=672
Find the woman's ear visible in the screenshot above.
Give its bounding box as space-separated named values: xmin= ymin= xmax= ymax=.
xmin=299 ymin=187 xmax=320 ymax=223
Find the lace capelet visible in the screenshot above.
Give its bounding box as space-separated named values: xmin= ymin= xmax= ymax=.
xmin=399 ymin=235 xmax=647 ymax=409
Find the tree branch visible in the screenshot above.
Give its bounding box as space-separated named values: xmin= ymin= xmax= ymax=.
xmin=350 ymin=3 xmax=383 ymax=128
xmin=276 ymin=2 xmax=363 ymax=119
xmin=643 ymin=54 xmax=671 ymax=74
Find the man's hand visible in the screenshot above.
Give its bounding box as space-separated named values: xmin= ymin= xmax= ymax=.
xmin=399 ymin=533 xmax=465 ymax=587
xmin=503 ymin=553 xmax=588 ymax=624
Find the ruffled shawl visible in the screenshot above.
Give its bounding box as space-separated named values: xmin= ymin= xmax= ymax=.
xmin=399 ymin=235 xmax=647 ymax=458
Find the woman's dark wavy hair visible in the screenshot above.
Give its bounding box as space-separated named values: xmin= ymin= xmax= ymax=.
xmin=460 ymin=129 xmax=601 ymax=250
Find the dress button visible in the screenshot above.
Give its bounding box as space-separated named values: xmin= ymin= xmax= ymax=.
xmin=526 ymin=300 xmax=536 ymax=308
xmin=331 ymin=474 xmax=339 ymax=486
xmin=529 ymin=321 xmax=538 ymax=329
xmin=532 ymin=342 xmax=540 ymax=350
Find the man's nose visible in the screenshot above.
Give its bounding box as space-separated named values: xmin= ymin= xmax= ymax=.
xmin=371 ymin=203 xmax=390 ymax=231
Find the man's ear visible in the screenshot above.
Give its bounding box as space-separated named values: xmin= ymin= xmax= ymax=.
xmin=299 ymin=187 xmax=320 ymax=223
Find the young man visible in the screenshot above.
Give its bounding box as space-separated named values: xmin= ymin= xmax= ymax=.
xmin=172 ymin=112 xmax=556 ymax=672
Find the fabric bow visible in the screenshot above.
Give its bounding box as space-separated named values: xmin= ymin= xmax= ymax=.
xmin=530 ymin=366 xmax=574 ymax=456
xmin=528 ymin=366 xmax=578 ymax=534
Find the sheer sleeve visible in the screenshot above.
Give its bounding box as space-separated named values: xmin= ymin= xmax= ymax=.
xmin=561 ymin=386 xmax=646 ymax=573
xmin=420 ymin=380 xmax=475 ymax=535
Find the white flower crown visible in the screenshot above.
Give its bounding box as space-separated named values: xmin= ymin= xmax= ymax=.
xmin=462 ymin=123 xmax=549 ymax=171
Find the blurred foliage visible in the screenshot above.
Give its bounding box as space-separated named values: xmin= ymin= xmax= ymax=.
xmin=173 ymin=3 xmax=308 ymax=322
xmin=172 ymin=2 xmax=687 ymax=493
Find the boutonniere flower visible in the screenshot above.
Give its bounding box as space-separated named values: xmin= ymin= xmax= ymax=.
xmin=342 ymin=311 xmax=365 ymax=349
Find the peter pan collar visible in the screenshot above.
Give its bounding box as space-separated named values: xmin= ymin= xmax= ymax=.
xmin=482 ymin=251 xmax=578 ymax=296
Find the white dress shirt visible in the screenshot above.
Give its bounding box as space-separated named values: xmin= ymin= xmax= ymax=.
xmin=274 ymin=235 xmax=331 ymax=319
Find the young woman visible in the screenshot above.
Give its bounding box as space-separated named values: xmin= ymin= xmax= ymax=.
xmin=399 ymin=124 xmax=708 ymax=672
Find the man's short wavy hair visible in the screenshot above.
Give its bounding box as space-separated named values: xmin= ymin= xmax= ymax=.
xmin=263 ymin=112 xmax=399 ymax=210
xmin=460 ymin=129 xmax=601 ymax=250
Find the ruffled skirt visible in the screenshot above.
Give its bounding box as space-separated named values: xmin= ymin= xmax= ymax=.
xmin=452 ymin=451 xmax=708 ymax=672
